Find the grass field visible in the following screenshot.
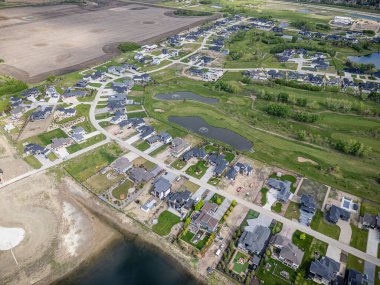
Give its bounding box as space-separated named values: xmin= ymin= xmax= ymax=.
xmin=66 ymin=134 xmax=106 ymax=154
xmin=186 ymin=160 xmax=208 ymax=179
xmin=231 ymin=251 xmax=249 ymax=274
xmin=25 ymin=128 xmax=67 ymax=146
xmin=152 ymin=210 xmax=181 ymax=236
xmin=172 ymin=159 xmax=187 ymax=170
xmin=350 ymin=224 xmax=368 ymax=252
xmin=84 ymin=172 xmax=124 ymax=195
xmin=64 ymin=143 xmax=123 ymax=182
xmin=144 ymin=73 xmax=380 ymax=203
xmin=112 ymin=179 xmax=133 ymax=200
xmin=310 ymin=210 xmax=340 ymax=240
xmin=297 ymin=179 xmax=328 ymax=208
xmin=347 ymin=254 xmax=365 ymax=273
xmin=284 ymin=201 xmax=300 ymax=220
xmin=181 ymin=230 xmax=210 ymax=250
xmin=24 ymin=155 xmax=42 ymax=169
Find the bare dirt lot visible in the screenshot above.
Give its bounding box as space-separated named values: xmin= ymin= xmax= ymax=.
xmin=0 ymin=135 xmax=31 ymax=180
xmin=0 ymin=3 xmax=212 ymax=82
xmin=0 ymin=172 xmax=118 ymax=285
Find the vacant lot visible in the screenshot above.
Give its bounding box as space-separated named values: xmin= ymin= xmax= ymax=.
xmin=0 ymin=3 xmax=211 ymax=82
xmin=297 ymin=178 xmax=328 ymax=209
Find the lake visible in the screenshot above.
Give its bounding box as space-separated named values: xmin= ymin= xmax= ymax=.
xmin=168 ymin=116 xmax=253 ymax=151
xmin=54 ymin=237 xmax=202 ymax=285
xmin=155 ymin=92 xmax=219 ymax=104
xmin=347 ymin=52 xmax=380 ymax=69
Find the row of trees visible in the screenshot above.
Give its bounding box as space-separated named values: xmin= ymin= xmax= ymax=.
xmin=266 ymin=103 xmax=319 ymax=123
xmin=335 ymin=139 xmax=372 ymax=157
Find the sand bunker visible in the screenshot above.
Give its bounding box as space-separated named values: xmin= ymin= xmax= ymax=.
xmin=0 ymin=227 xmax=25 ymax=250
xmin=297 ymin=156 xmax=318 ymax=165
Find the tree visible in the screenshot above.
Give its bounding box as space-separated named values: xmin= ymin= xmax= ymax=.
xmin=194 ymin=199 xmax=204 ymax=211
xmin=300 ymin=233 xmax=306 ymax=240
xmin=231 ymin=200 xmax=237 ymax=207
xmin=216 ymin=197 xmax=222 ymax=205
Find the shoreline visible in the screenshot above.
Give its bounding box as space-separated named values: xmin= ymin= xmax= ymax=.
xmin=47 ymin=175 xmax=209 ymax=285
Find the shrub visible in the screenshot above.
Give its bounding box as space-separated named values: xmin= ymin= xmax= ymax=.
xmin=266 ymin=103 xmax=290 ymax=118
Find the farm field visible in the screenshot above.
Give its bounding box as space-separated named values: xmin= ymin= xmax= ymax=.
xmin=0 ymin=3 xmax=211 ymax=82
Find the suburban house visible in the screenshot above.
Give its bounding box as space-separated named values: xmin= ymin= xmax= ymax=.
xmin=270 ymin=235 xmax=304 ymax=270
xmin=63 ymin=90 xmax=87 ymax=98
xmin=299 ymin=194 xmax=317 ymax=226
xmin=147 ymin=135 xmax=160 ymax=145
xmin=361 ymin=213 xmax=380 ymax=229
xmin=308 ymin=256 xmax=340 ymax=285
xmin=30 ymin=107 xmax=53 ymax=121
xmin=170 ymin=137 xmax=191 ymax=157
xmin=111 ymin=157 xmax=132 ymax=174
xmin=11 ymin=105 xmax=25 ymax=120
xmin=151 ymin=177 xmax=171 ymax=199
xmin=71 ymin=126 xmax=86 ymax=143
xmin=56 ymin=107 xmax=76 ymax=119
xmin=168 ymin=190 xmax=192 ymax=214
xmin=326 ymin=205 xmax=351 ymax=224
xmin=129 ymin=167 xmax=154 ymax=183
xmin=238 ymin=225 xmax=271 ymax=256
xmin=119 ymin=117 xmax=145 ymax=129
xmin=158 ymin=132 xmax=172 ymax=144
xmin=141 ymin=199 xmax=157 ymax=213
xmin=343 ymin=268 xmax=368 ymax=285
xmin=24 ymin=143 xmax=49 ymax=156
xmin=225 ymin=166 xmax=238 ymax=181
xmin=267 ymin=178 xmax=292 ymax=203
xmin=208 ymin=153 xmax=228 ymax=177
xmin=51 ymin=137 xmax=72 ymax=150
xmin=190 ymin=202 xmax=220 ymax=233
xmin=182 ymin=147 xmax=207 ymax=162
xmin=235 ymin=162 xmax=253 ymax=176
xmin=21 ymin=87 xmax=41 ymax=99
xmin=110 ymin=111 xmax=127 ymax=124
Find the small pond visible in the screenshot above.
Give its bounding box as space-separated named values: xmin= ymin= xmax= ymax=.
xmin=279 ymin=22 xmax=288 ymax=28
xmin=168 ymin=116 xmax=253 ymax=151
xmin=155 ymin=92 xmax=219 ymax=104
xmin=298 ymin=9 xmax=311 ymax=14
xmin=347 ymin=52 xmax=380 ymax=69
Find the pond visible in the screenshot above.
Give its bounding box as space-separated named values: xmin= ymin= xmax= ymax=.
xmin=168 ymin=116 xmax=253 ymax=151
xmin=54 ymin=237 xmax=201 ymax=285
xmin=298 ymin=9 xmax=311 ymax=14
xmin=347 ymin=52 xmax=380 ymax=69
xmin=154 ymin=92 xmax=219 ymax=104
xmin=350 ymin=13 xmax=380 ymax=22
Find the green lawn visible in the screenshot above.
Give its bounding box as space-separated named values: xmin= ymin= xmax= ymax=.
xmin=186 ymin=160 xmax=208 ymax=179
xmin=350 ymin=224 xmax=368 ymax=252
xmin=66 ymin=134 xmax=106 ymax=154
xmin=152 ymin=210 xmax=181 ymax=236
xmin=257 ymin=257 xmax=297 ymax=284
xmin=24 ymin=155 xmax=42 ymax=169
xmin=360 ymin=201 xmax=380 ymax=216
xmin=149 ymin=144 xmax=168 ymax=156
xmin=347 ymin=254 xmax=365 ymax=273
xmin=64 ymin=143 xmax=123 ymax=182
xmin=84 ymin=172 xmax=124 ymax=195
xmin=271 ymin=202 xmax=283 ymax=213
xmin=181 ymin=230 xmax=210 ymax=250
xmin=210 ymin=193 xmax=225 ymax=205
xmin=310 ymin=210 xmax=340 ymax=240
xmin=25 ymin=128 xmax=67 ymax=146
xmin=232 ymin=251 xmax=249 ymax=274
xmin=172 ymin=159 xmax=187 ymax=170
xmin=240 ymin=209 xmax=259 ymax=227
xmin=284 ymin=201 xmax=300 ymax=220
xmin=112 ymin=179 xmax=133 ymax=200
xmin=260 ymin=187 xmax=268 ymax=205
xmin=136 ymin=141 xmax=150 ymax=151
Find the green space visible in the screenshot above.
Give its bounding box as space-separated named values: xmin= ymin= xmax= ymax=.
xmin=64 ymin=143 xmax=123 ymax=182
xmin=149 ymin=144 xmax=168 ymax=156
xmin=310 ymin=210 xmax=340 ymax=240
xmin=181 ymin=230 xmax=210 ymax=250
xmin=172 ymin=159 xmax=187 ymax=170
xmin=271 ymin=202 xmax=282 ymax=213
xmin=360 ymin=201 xmax=380 ymax=216
xmin=185 ymin=160 xmax=208 ymax=179
xmin=84 ymin=172 xmax=124 ymax=195
xmin=284 ymin=201 xmax=300 ymax=220
xmin=47 ymin=152 xmax=58 ymax=162
xmin=112 ymin=179 xmax=133 ymax=200
xmin=24 ymin=155 xmax=43 ymax=169
xmin=208 ymin=176 xmax=220 ymax=186
xmin=136 ymin=141 xmax=150 ymax=151
xmin=269 ymin=173 xmax=297 ymax=192
xmin=260 ymin=187 xmax=268 ymax=205
xmin=347 ymin=254 xmax=365 ymax=273
xmin=182 ymin=180 xmax=200 ymax=193
xmin=152 ymin=210 xmax=181 ymax=236
xmin=24 ymin=128 xmax=67 ymax=146
xmin=231 ymin=251 xmax=249 ymax=274
xmin=350 ymin=224 xmax=368 ymax=252
xmin=173 ymin=9 xmax=212 ymax=16
xmin=143 ymin=70 xmax=380 ymax=203
xmin=127 ymin=111 xmax=147 ymax=119
xmin=210 ymin=193 xmax=225 ymax=205
xmin=66 ymin=134 xmax=106 ymax=154
xmin=118 ymin=42 xmax=140 ymax=53
xmin=257 ymin=257 xmax=296 ymax=285
xmin=95 ymin=113 xmax=111 ymax=120
xmin=240 ymin=209 xmax=259 ymax=227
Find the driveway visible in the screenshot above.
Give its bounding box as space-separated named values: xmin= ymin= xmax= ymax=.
xmin=364 ymin=261 xmax=375 ymax=285
xmin=144 ymin=142 xmax=164 ymax=154
xmin=200 ymin=167 xmax=214 ymax=183
xmin=337 ymin=220 xmax=352 ymax=244
xmin=367 ymin=229 xmax=379 ymax=257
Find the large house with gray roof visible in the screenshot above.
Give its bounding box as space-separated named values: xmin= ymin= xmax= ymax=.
xmin=152 ymin=177 xmax=171 ymax=199
xmin=190 ymin=202 xmax=220 ymax=234
xmin=270 ymin=235 xmax=304 ymax=270
xmin=326 ymin=205 xmax=350 ymax=224
xmin=238 ymin=225 xmax=271 ymax=256
xmin=267 ymin=178 xmax=292 ymax=203
xmin=308 ymin=256 xmax=340 ymax=285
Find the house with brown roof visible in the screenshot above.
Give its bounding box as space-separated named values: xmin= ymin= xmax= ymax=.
xmin=190 ymin=202 xmax=219 ymax=233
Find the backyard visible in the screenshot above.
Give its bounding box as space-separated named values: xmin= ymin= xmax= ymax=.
xmin=310 ymin=210 xmax=340 ymax=240
xmin=231 ymin=251 xmax=249 ymax=274
xmin=186 ymin=160 xmax=208 ymax=179
xmin=152 ymin=210 xmax=181 ymax=236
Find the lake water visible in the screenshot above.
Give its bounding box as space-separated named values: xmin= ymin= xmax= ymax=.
xmin=54 ymin=238 xmax=202 ymax=285
xmin=168 ymin=116 xmax=253 ymax=151
xmin=347 ymin=52 xmax=380 ymax=69
xmin=155 ymin=92 xmax=219 ymax=104
xmin=350 ymin=13 xmax=380 ymax=22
